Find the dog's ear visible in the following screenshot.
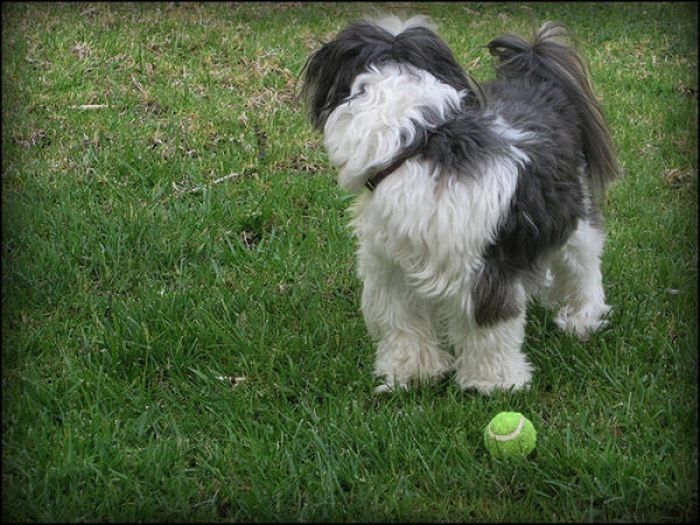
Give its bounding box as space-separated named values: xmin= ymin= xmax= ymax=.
xmin=299 ymin=41 xmax=336 ymax=130
xmin=300 ymin=22 xmax=396 ymax=130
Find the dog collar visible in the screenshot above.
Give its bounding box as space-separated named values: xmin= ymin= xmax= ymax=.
xmin=364 ymin=157 xmax=409 ymax=191
xmin=364 ymin=128 xmax=439 ymax=191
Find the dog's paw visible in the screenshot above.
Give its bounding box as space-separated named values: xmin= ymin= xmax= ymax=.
xmin=555 ymin=303 xmax=612 ymax=340
xmin=454 ymin=346 xmax=532 ymax=396
xmin=457 ymin=376 xmax=532 ymax=396
xmin=373 ymin=382 xmax=409 ymax=394
xmin=373 ymin=346 xmax=454 ymax=394
xmin=421 ymin=350 xmax=455 ymax=380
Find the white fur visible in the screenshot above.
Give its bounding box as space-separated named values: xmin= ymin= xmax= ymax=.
xmin=373 ymin=14 xmax=436 ymax=36
xmin=547 ymin=220 xmax=612 ymax=339
xmin=320 ymin=46 xmax=611 ymax=395
xmin=323 ymin=63 xmax=463 ymax=193
xmin=489 ymin=114 xmax=535 ymax=165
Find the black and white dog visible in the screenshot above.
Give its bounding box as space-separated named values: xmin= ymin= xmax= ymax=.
xmin=301 ymin=15 xmax=619 ymax=394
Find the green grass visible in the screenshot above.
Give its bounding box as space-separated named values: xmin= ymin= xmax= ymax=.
xmin=2 ymin=1 xmax=697 ymax=522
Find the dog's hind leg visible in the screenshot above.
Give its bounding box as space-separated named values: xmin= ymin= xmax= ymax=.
xmin=360 ymin=256 xmax=453 ymax=393
xmin=547 ymin=220 xmax=612 ymax=339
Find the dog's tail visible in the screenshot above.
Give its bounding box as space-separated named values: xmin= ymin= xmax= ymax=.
xmin=487 ymin=22 xmax=620 ymax=195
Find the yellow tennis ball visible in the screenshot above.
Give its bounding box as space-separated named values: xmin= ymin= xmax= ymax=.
xmin=484 ymin=412 xmax=537 ymax=459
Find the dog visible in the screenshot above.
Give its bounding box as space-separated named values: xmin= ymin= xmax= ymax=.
xmin=300 ymin=15 xmax=619 ymax=394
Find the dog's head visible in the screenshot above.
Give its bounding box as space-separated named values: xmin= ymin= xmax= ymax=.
xmin=300 ymin=15 xmax=477 ymax=132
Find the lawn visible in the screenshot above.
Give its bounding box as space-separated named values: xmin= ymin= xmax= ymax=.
xmin=2 ymin=2 xmax=697 ymax=522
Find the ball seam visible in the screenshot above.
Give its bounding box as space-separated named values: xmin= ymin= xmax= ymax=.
xmin=487 ymin=414 xmax=525 ymax=442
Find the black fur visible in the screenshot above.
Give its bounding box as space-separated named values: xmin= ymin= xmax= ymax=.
xmin=420 ymin=109 xmax=511 ymax=175
xmin=470 ymin=23 xmax=620 ymax=325
xmin=414 ymin=80 xmax=586 ymax=325
xmin=482 ymin=78 xmax=586 ymax=264
xmin=427 ymin=25 xmax=614 ymax=326
xmin=487 ymin=22 xmax=620 ymax=198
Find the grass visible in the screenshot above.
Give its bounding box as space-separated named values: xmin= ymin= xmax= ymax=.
xmin=1 ymin=1 xmax=697 ymax=522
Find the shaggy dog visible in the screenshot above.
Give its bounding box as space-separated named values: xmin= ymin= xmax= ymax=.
xmin=300 ymin=16 xmax=619 ymax=394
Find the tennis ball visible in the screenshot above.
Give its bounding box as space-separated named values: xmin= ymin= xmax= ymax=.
xmin=484 ymin=412 xmax=537 ymax=459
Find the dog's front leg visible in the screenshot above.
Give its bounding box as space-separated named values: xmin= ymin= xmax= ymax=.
xmin=449 ymin=309 xmax=533 ymax=396
xmin=359 ymin=254 xmax=453 ymax=393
